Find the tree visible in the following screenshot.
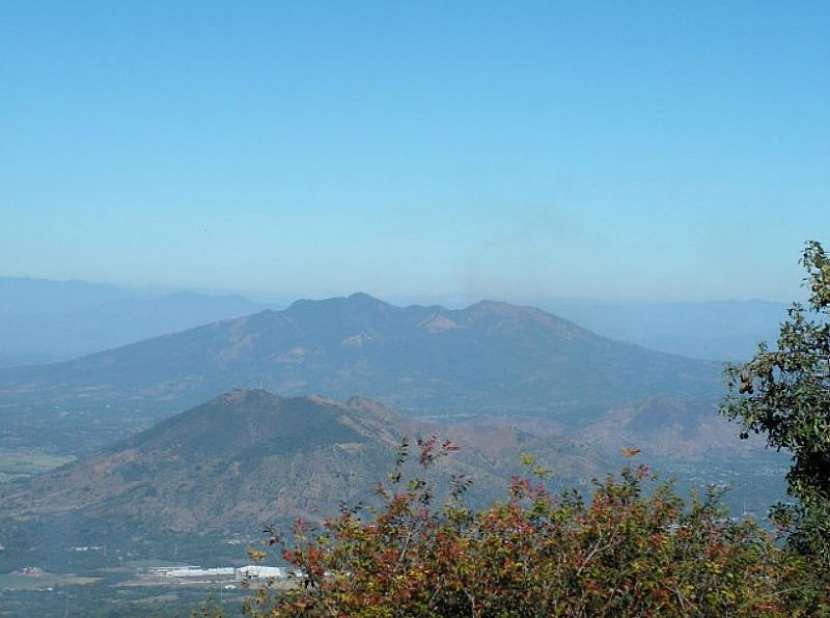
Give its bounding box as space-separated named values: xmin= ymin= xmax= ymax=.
xmin=244 ymin=439 xmax=828 ymax=617
xmin=722 ymin=240 xmax=830 ymax=562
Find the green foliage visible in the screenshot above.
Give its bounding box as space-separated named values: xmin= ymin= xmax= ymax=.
xmin=244 ymin=438 xmax=829 ymax=617
xmin=722 ymin=240 xmax=830 ymax=562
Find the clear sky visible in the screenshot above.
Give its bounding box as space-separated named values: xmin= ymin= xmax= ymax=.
xmin=2 ymin=2 xmax=828 ymax=303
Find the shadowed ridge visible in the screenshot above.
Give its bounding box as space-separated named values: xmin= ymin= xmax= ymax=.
xmin=0 ymin=390 xmax=405 ymax=530
xmin=0 ymin=390 xmax=600 ymax=544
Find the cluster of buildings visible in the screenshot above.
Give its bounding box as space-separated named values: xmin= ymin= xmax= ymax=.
xmin=69 ymin=545 xmax=103 ymax=552
xmin=16 ymin=566 xmax=46 ymax=577
xmin=145 ymin=564 xmax=291 ymax=581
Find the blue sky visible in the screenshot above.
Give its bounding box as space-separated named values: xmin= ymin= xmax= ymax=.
xmin=2 ymin=2 xmax=828 ymax=303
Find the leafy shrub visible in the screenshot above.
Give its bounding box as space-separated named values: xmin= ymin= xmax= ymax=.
xmin=245 ymin=438 xmax=829 ymax=617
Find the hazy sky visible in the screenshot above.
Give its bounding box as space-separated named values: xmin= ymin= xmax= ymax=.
xmin=2 ymin=2 xmax=828 ymax=303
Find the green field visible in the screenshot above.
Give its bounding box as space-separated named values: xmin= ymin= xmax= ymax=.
xmin=0 ymin=450 xmax=75 ymax=483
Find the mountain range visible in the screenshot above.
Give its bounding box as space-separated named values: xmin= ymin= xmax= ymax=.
xmin=0 ymin=277 xmax=788 ymax=367
xmin=0 ymin=389 xmax=601 ymax=570
xmin=0 ymin=293 xmax=723 ymax=455
xmin=0 ymin=290 xmax=785 ymax=572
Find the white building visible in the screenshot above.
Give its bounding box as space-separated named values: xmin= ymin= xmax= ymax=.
xmin=235 ymin=565 xmax=288 ymax=579
xmin=149 ymin=565 xmax=234 ymax=578
xmin=145 ymin=564 xmax=290 ymax=581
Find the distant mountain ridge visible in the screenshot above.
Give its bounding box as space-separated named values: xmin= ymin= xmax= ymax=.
xmin=0 ymin=293 xmax=723 ymax=454
xmin=541 ymin=298 xmax=788 ymax=361
xmin=0 ymin=277 xmax=132 ymax=317
xmin=0 ymin=277 xmax=789 ymax=366
xmin=0 ymin=277 xmax=269 ymax=366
